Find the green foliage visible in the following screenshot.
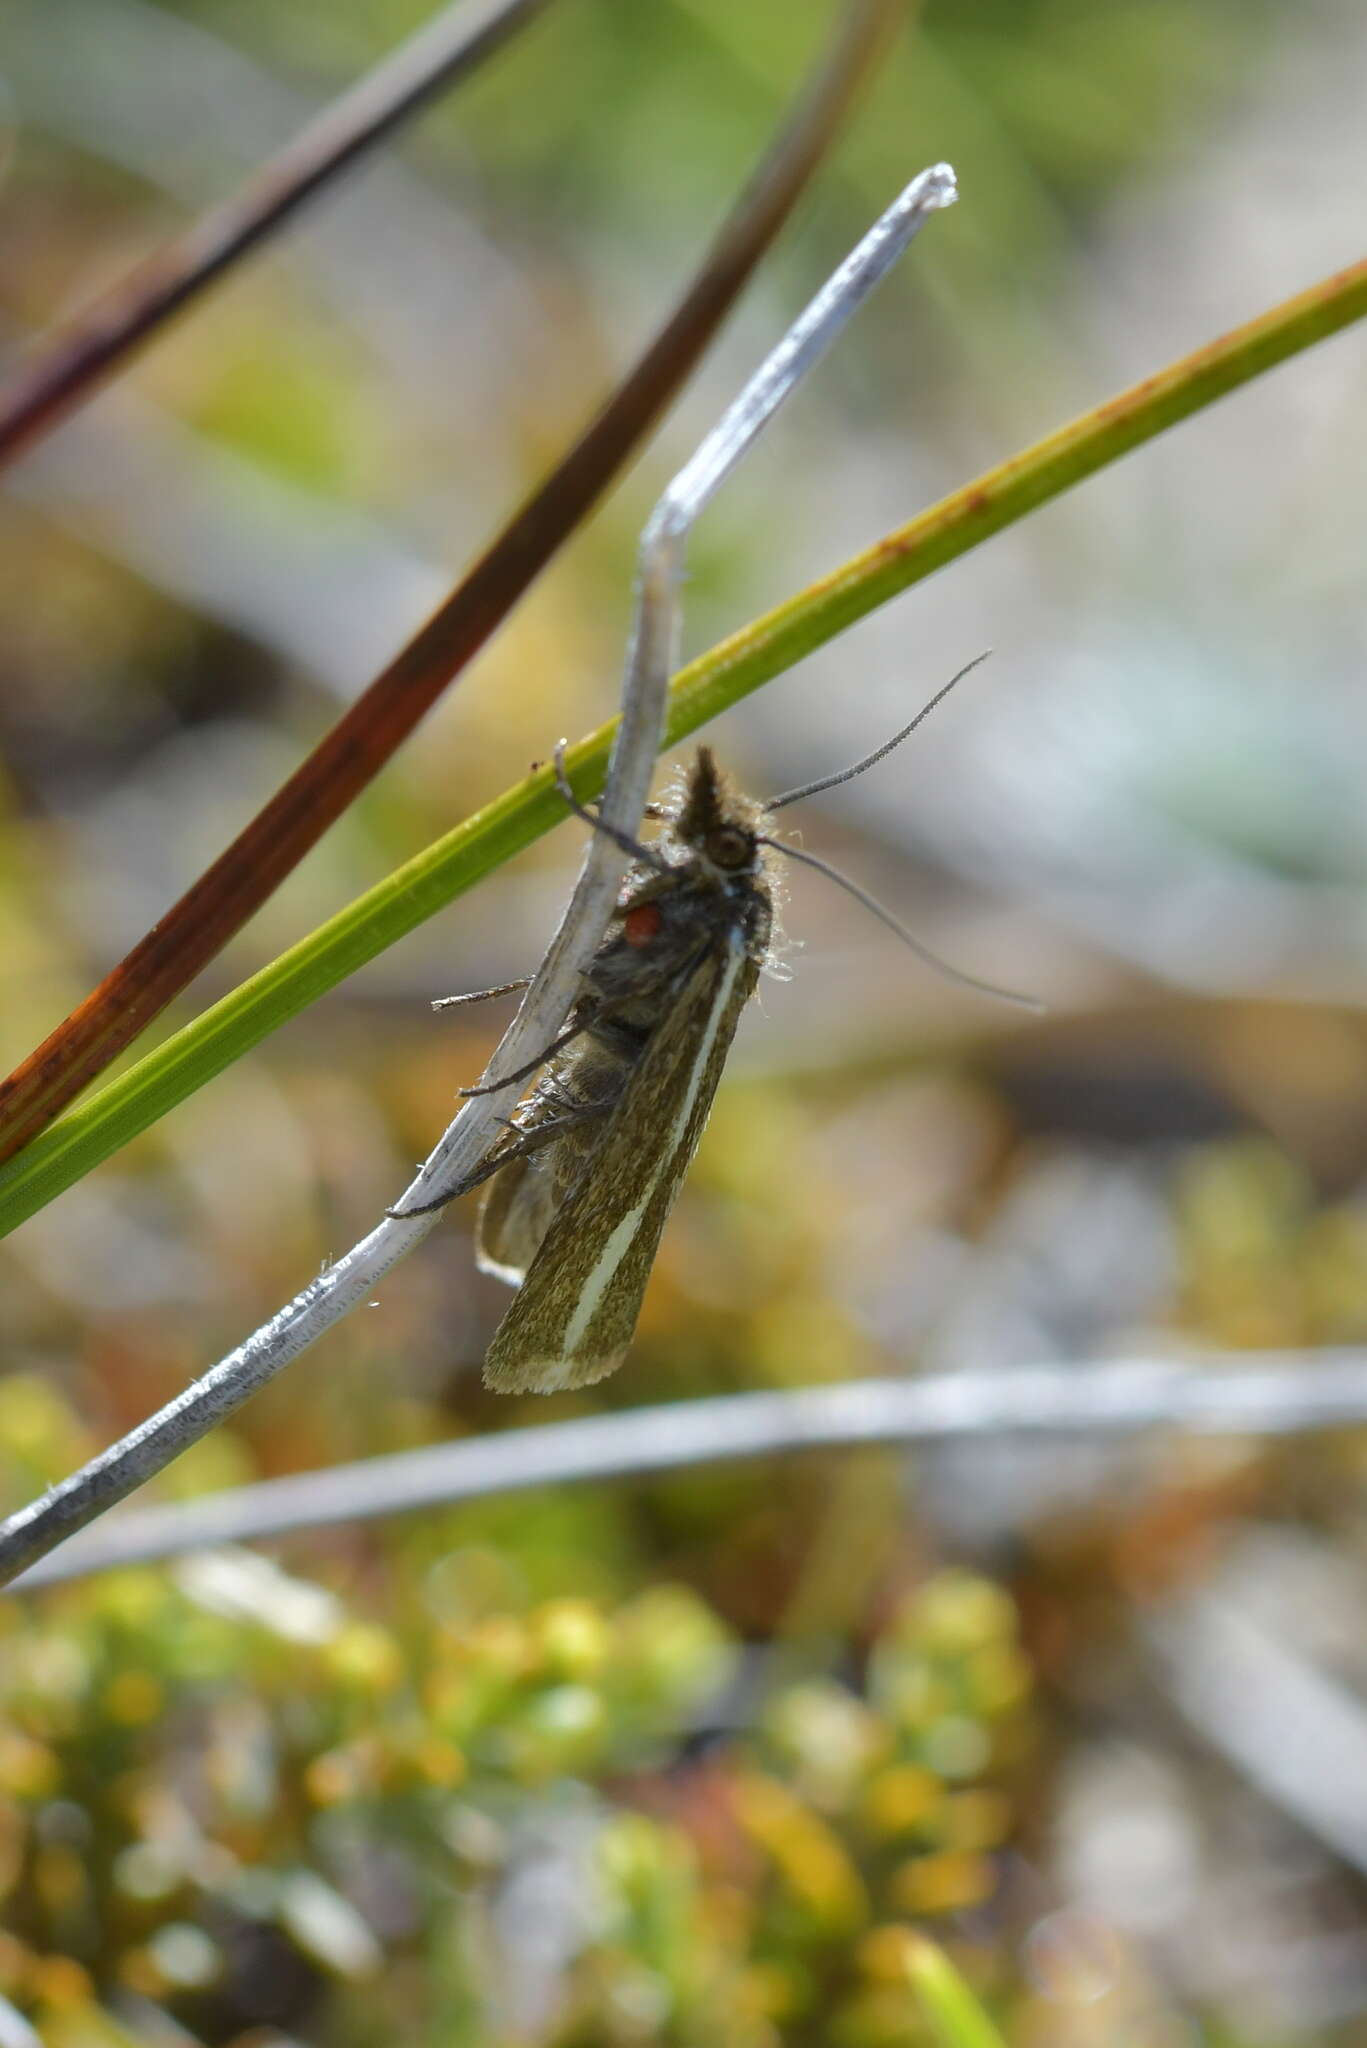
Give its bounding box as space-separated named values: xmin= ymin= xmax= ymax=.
xmin=0 ymin=1478 xmax=1030 ymax=2046
xmin=905 ymin=1934 xmax=1006 ymax=2048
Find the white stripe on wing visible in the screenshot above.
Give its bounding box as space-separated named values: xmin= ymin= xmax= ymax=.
xmin=561 ymin=937 xmax=745 ymax=1357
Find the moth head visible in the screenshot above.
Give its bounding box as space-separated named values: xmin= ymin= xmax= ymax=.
xmin=673 ymin=746 xmax=762 ymax=878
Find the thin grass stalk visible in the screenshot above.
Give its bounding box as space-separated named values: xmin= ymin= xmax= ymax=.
xmin=13 ymin=1351 xmax=1367 ymax=1589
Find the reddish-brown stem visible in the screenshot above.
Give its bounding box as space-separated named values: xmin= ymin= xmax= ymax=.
xmin=0 ymin=0 xmax=560 ymax=469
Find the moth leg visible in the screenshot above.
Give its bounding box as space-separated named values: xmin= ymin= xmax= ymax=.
xmin=537 ymin=1081 xmax=609 ymax=1119
xmin=387 ymin=1098 xmax=612 ymax=1220
xmin=457 ymin=1018 xmax=590 ymax=1099
xmin=455 ymin=934 xmax=708 ymax=1102
xmin=552 ymin=741 xmax=670 ymax=873
xmin=432 ymin=977 xmax=532 ymax=1012
xmin=465 ymin=927 xmax=713 ymax=1103
xmin=456 ymin=936 xmax=689 ymax=1106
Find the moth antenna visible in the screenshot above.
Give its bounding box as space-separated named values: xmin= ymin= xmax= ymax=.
xmin=758 ymin=835 xmax=1042 ymax=1012
xmin=767 ymin=652 xmax=991 ymax=812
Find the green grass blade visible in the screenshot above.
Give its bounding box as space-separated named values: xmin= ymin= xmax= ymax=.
xmin=0 ymin=251 xmax=1362 ymax=1238
xmin=905 ymin=1934 xmax=1007 ymax=2048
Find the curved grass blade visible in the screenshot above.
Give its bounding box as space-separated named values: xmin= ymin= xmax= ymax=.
xmin=905 ymin=1935 xmax=1007 ymax=2048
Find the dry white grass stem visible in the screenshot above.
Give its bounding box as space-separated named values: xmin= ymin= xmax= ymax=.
xmin=14 ymin=1350 xmax=1367 ymax=1589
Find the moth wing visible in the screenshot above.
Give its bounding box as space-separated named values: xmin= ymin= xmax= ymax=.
xmin=475 ymin=1153 xmax=548 ymax=1286
xmin=476 ymin=1039 xmax=626 ymax=1285
xmin=484 ymin=937 xmax=756 ymax=1394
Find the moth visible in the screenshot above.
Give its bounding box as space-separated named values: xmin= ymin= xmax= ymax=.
xmin=467 ymin=743 xmax=772 ymax=1393
xmin=400 ymin=667 xmax=1027 ymax=1396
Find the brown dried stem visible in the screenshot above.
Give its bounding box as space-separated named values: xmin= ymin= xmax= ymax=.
xmin=0 ymin=0 xmax=560 ymax=468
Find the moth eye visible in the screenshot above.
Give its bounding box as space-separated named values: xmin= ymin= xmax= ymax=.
xmin=623 ymin=903 xmax=663 ymax=948
xmin=708 ymin=827 xmax=750 ymax=869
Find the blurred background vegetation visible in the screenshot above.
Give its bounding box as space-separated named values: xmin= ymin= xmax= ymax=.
xmin=2 ymin=0 xmax=1366 ymax=2040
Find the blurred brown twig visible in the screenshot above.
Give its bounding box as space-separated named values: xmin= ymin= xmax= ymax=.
xmin=0 ymin=0 xmax=560 ymax=469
